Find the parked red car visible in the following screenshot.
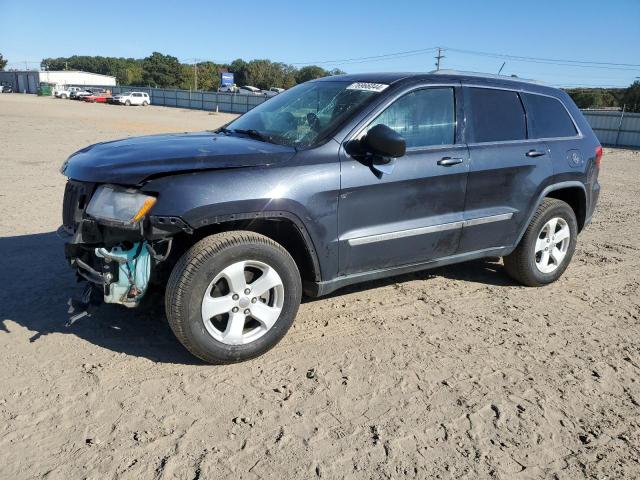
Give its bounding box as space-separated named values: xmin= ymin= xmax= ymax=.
xmin=83 ymin=93 xmax=112 ymax=103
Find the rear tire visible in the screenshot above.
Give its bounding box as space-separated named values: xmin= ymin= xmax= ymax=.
xmin=142 ymin=101 xmax=148 ymax=106
xmin=166 ymin=231 xmax=302 ymax=364
xmin=503 ymin=198 xmax=578 ymax=286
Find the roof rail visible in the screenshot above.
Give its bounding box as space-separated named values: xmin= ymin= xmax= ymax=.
xmin=430 ymin=69 xmax=546 ymax=85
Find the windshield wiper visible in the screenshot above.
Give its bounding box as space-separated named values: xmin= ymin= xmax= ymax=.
xmin=232 ymin=128 xmax=269 ymax=142
xmin=217 ymin=127 xmax=295 ymax=149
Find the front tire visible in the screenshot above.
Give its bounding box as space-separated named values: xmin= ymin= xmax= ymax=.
xmin=125 ymin=100 xmax=131 ymax=106
xmin=503 ymin=198 xmax=578 ymax=286
xmin=166 ymin=231 xmax=302 ymax=364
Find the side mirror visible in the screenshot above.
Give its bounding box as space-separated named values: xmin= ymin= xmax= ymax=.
xmin=362 ymin=124 xmax=406 ymax=161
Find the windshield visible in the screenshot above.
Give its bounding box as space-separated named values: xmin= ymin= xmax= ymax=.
xmin=226 ymin=80 xmax=385 ymax=148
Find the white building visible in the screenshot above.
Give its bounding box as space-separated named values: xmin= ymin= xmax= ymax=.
xmin=0 ymin=70 xmax=117 ymax=94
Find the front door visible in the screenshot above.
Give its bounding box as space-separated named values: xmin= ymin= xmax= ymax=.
xmin=338 ymin=86 xmax=469 ymax=275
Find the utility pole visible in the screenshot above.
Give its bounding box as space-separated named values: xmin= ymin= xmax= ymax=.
xmin=434 ymin=48 xmax=445 ymax=71
xmin=194 ymin=62 xmax=198 ymax=91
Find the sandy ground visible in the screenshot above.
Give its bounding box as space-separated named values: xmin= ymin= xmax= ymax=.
xmin=1 ymin=94 xmax=639 ymax=479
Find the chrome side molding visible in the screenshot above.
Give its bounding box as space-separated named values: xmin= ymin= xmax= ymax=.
xmin=347 ymin=213 xmax=513 ymax=246
xmin=463 ymin=213 xmax=513 ymax=227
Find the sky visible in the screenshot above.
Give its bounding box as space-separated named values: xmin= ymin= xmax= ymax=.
xmin=1 ymin=0 xmax=639 ymax=88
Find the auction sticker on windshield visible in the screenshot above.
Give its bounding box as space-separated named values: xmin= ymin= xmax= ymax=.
xmin=346 ymin=82 xmax=389 ymax=92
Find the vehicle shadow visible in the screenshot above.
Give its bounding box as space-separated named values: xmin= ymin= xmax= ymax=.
xmin=0 ymin=231 xmax=202 ymax=365
xmin=0 ymin=232 xmax=517 ymax=363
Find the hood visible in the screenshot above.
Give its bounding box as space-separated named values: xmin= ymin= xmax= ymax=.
xmin=62 ymin=131 xmax=297 ymax=184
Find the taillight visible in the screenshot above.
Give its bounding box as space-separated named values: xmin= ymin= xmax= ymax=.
xmin=595 ymin=145 xmax=603 ymax=168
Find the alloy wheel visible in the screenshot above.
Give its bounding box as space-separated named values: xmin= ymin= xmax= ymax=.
xmin=200 ymin=260 xmax=284 ymax=345
xmin=534 ymin=217 xmax=571 ymax=274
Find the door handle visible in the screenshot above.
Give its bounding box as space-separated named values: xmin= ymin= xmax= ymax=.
xmin=526 ymin=149 xmax=546 ymax=158
xmin=437 ymin=157 xmax=464 ymax=166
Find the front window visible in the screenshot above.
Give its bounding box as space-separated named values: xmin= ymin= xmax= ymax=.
xmin=368 ymin=88 xmax=456 ymax=148
xmin=226 ymin=80 xmax=385 ymax=148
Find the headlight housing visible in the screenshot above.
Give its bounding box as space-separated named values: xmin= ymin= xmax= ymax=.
xmin=86 ymin=185 xmax=156 ymax=226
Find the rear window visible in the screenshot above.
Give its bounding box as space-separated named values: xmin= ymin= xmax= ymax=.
xmin=468 ymin=88 xmax=526 ymax=143
xmin=523 ymin=93 xmax=577 ymax=138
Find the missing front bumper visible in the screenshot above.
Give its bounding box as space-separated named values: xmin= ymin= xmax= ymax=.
xmin=70 ymin=242 xmax=152 ymax=307
xmin=61 ymin=211 xmax=181 ymax=309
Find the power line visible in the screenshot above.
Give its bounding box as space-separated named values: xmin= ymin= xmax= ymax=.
xmin=445 ymin=47 xmax=640 ymax=71
xmin=326 ymin=50 xmax=441 ymax=67
xmin=286 ymin=45 xmax=640 ymax=73
xmin=446 ymin=47 xmax=640 ymax=67
xmin=289 ymin=47 xmax=438 ymax=66
xmin=442 ymin=59 xmax=636 ymax=88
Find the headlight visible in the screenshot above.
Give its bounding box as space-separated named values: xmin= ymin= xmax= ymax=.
xmin=86 ymin=185 xmax=157 ymax=225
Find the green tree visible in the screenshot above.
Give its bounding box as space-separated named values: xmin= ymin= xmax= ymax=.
xmin=244 ymin=60 xmax=293 ymax=90
xmin=0 ymin=53 xmax=7 ymax=71
xmin=38 ymin=53 xmax=347 ymax=90
xmin=565 ymin=88 xmax=619 ymax=109
xmin=179 ymin=61 xmax=222 ymax=91
xmin=295 ymin=65 xmax=329 ymax=84
xmin=622 ymin=81 xmax=640 ymax=113
xmin=228 ymin=58 xmax=248 ymax=86
xmin=141 ymin=52 xmax=182 ymax=87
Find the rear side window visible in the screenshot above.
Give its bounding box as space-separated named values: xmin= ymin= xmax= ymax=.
xmin=523 ymin=93 xmax=577 ymax=138
xmin=369 ymin=87 xmax=455 ymax=148
xmin=468 ymin=88 xmax=526 ymax=143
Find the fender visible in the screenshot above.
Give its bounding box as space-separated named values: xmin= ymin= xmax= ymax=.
xmin=141 ymin=156 xmax=342 ymax=284
xmin=513 ymin=180 xmax=587 ymax=246
xmin=178 ymin=209 xmax=323 ymax=283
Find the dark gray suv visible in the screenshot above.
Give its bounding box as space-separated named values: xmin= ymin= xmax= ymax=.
xmin=60 ymin=71 xmax=601 ymax=363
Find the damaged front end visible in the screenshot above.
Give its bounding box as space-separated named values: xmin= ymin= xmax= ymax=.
xmin=60 ymin=180 xmax=186 ymax=309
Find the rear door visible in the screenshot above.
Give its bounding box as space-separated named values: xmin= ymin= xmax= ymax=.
xmin=457 ymin=86 xmax=553 ymax=253
xmin=338 ymin=85 xmax=469 ymax=275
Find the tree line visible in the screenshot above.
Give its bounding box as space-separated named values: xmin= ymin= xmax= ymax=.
xmin=4 ymin=51 xmax=639 ymax=111
xmin=39 ymin=52 xmax=345 ymax=91
xmin=565 ymin=83 xmax=640 ymax=113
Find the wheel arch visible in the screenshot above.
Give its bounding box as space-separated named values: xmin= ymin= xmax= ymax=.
xmin=545 ymin=186 xmax=587 ymax=232
xmin=167 ymin=211 xmax=322 ymax=286
xmin=515 ymin=181 xmax=587 ymax=246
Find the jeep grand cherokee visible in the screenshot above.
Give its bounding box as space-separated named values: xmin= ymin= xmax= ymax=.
xmin=59 ymin=71 xmax=601 ymax=364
